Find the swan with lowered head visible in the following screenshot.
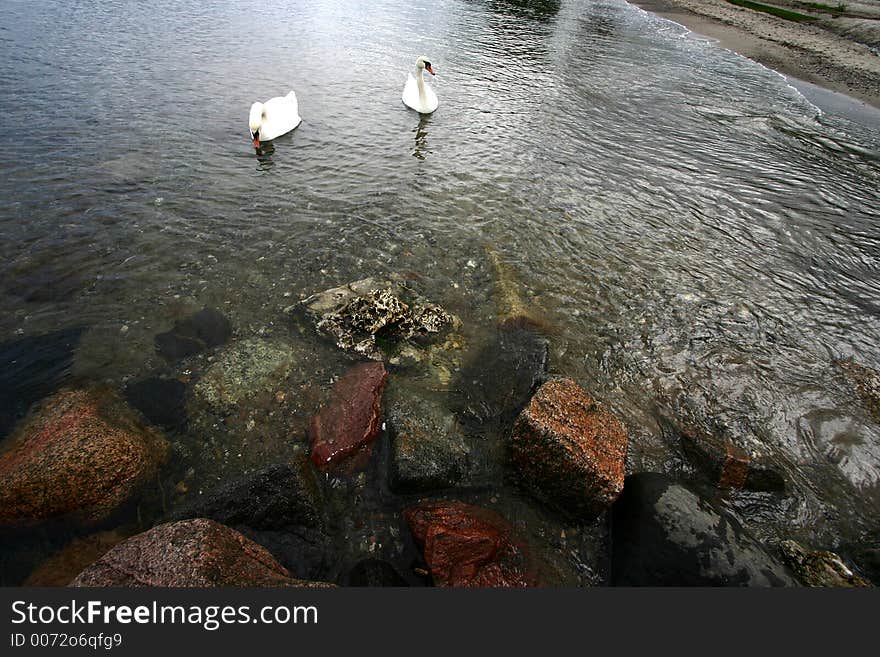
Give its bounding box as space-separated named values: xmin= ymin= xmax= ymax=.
xmin=248 ymin=90 xmax=301 ymax=148
xmin=402 ymin=56 xmax=438 ymax=115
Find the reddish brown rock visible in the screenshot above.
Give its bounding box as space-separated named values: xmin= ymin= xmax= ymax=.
xmin=25 ymin=530 xmax=131 ymax=586
xmin=0 ymin=389 xmax=170 ymax=530
xmin=510 ymin=378 xmax=627 ymax=518
xmin=70 ymin=519 xmax=334 ymax=587
xmin=405 ymin=500 xmax=538 ymax=587
xmin=308 ymin=362 xmax=388 ymax=471
xmin=679 ymin=426 xmax=787 ymax=492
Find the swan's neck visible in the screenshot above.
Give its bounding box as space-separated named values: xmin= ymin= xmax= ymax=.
xmin=416 ymin=68 xmax=427 ymax=104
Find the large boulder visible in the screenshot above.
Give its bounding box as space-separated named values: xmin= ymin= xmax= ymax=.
xmin=154 ymin=307 xmax=231 ymax=362
xmin=308 ymin=361 xmax=388 ymax=471
xmin=611 ymin=473 xmax=798 ymax=586
xmin=0 ymin=389 xmax=169 ymax=530
xmin=386 ymin=390 xmax=470 ymax=492
xmin=290 ymin=276 xmax=454 ymax=362
xmin=404 ymin=500 xmax=538 ymax=587
xmin=510 ymin=378 xmax=627 ymax=519
xmin=70 ymin=519 xmax=332 ymax=587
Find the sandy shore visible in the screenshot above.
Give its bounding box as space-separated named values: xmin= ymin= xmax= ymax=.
xmin=629 ymin=0 xmax=880 ymax=109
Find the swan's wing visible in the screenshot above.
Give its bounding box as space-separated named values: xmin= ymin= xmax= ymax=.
xmin=260 ymin=92 xmax=302 ymax=140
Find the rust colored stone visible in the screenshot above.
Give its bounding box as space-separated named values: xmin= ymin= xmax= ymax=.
xmin=0 ymin=389 xmax=169 ymax=530
xmin=510 ymin=378 xmax=627 ymax=518
xmin=70 ymin=519 xmax=334 ymax=587
xmin=308 ymin=362 xmax=388 ymax=471
xmin=405 ymin=500 xmax=538 ymax=587
xmin=718 ymin=443 xmax=750 ymax=489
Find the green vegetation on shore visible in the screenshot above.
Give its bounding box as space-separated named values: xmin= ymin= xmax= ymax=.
xmin=726 ymin=0 xmax=819 ymax=22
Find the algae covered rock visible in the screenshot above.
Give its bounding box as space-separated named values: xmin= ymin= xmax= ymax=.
xmin=779 ymin=540 xmax=871 ymax=587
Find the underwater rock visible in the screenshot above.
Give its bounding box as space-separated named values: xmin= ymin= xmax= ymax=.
xmin=611 ymin=473 xmax=798 ymax=586
xmin=154 ymin=307 xmax=231 ymax=361
xmin=345 ymin=559 xmax=409 ymax=586
xmin=0 ymin=389 xmax=169 ymax=531
xmin=510 ymin=378 xmax=627 ymax=519
xmin=678 ymin=424 xmax=787 ymax=492
xmin=124 ymin=376 xmax=188 ymax=430
xmin=839 ymin=358 xmax=880 ymax=423
xmin=192 ymin=338 xmax=297 ymax=414
xmin=169 ymin=455 xmax=324 ymax=530
xmin=386 ymin=390 xmax=470 ymax=493
xmin=308 ymin=361 xmax=388 ymax=471
xmin=0 ymin=327 xmax=85 ymax=439
xmin=24 ymin=530 xmax=131 ymax=586
xmin=70 ymin=519 xmax=333 ymax=587
xmin=453 ymin=317 xmax=548 ymax=425
xmin=778 ymin=540 xmax=871 ymax=588
xmin=404 ymin=500 xmax=538 ymax=587
xmin=292 ymin=276 xmax=454 ymax=361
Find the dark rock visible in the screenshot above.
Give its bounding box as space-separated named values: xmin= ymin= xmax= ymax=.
xmin=453 ymin=317 xmax=548 ymax=425
xmin=405 ymin=500 xmax=538 ymax=587
xmin=611 ymin=473 xmax=798 ymax=586
xmin=238 ymin=527 xmax=334 ymax=583
xmin=0 ymin=327 xmax=85 ymax=439
xmin=345 ymin=559 xmax=409 ymax=586
xmin=308 ymin=361 xmax=388 ymax=471
xmin=387 ymin=390 xmax=470 ymax=493
xmin=70 ymin=519 xmax=333 ymax=587
xmin=292 ymin=276 xmax=454 ymax=361
xmin=169 ymin=455 xmax=324 ymax=530
xmin=511 ymin=378 xmax=627 ymax=519
xmin=0 ymin=389 xmax=169 ymax=530
xmin=679 ymin=425 xmax=787 ymax=492
xmin=779 ymin=540 xmax=871 ymax=587
xmin=24 ymin=530 xmax=131 ymax=586
xmin=124 ymin=377 xmax=187 ymax=430
xmin=154 ymin=307 xmax=231 ymax=361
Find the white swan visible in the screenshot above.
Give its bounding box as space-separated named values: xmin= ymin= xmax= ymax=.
xmin=248 ymin=90 xmax=301 ymax=148
xmin=402 ymin=56 xmax=438 ymax=115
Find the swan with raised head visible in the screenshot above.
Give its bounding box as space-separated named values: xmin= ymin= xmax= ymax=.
xmin=402 ymin=56 xmax=438 ymax=115
xmin=248 ymin=90 xmax=301 ymax=148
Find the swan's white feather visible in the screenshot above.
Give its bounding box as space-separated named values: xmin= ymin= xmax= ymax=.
xmin=402 ymin=69 xmax=438 ymax=114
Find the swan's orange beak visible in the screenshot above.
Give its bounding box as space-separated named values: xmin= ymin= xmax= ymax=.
xmin=425 ymin=63 xmax=435 ymax=76
xmin=252 ymin=131 xmax=260 ymax=149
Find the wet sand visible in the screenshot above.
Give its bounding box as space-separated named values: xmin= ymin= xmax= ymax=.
xmin=629 ymin=0 xmax=880 ymax=109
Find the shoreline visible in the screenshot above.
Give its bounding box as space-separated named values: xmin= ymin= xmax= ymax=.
xmin=628 ymin=0 xmax=880 ymax=111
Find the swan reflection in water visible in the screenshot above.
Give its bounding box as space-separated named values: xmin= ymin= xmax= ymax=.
xmin=254 ymin=141 xmax=276 ymax=170
xmin=412 ymin=114 xmax=431 ymax=160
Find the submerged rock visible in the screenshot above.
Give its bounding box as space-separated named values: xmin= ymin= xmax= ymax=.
xmin=291 ymin=276 xmax=454 ymax=361
xmin=308 ymin=361 xmax=388 ymax=471
xmin=405 ymin=500 xmax=538 ymax=587
xmin=0 ymin=389 xmax=169 ymax=530
xmin=678 ymin=424 xmax=787 ymax=492
xmin=839 ymin=358 xmax=880 ymax=423
xmin=510 ymin=378 xmax=627 ymax=519
xmin=611 ymin=473 xmax=798 ymax=586
xmin=345 ymin=559 xmax=409 ymax=587
xmin=124 ymin=376 xmax=188 ymax=430
xmin=169 ymin=455 xmax=324 ymax=530
xmin=70 ymin=519 xmax=332 ymax=587
xmin=386 ymin=390 xmax=470 ymax=493
xmin=0 ymin=327 xmax=85 ymax=439
xmin=193 ymin=338 xmax=297 ymax=414
xmin=154 ymin=307 xmax=231 ymax=361
xmin=779 ymin=540 xmax=871 ymax=588
xmin=24 ymin=530 xmax=131 ymax=586
xmin=453 ymin=317 xmax=548 ymax=425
